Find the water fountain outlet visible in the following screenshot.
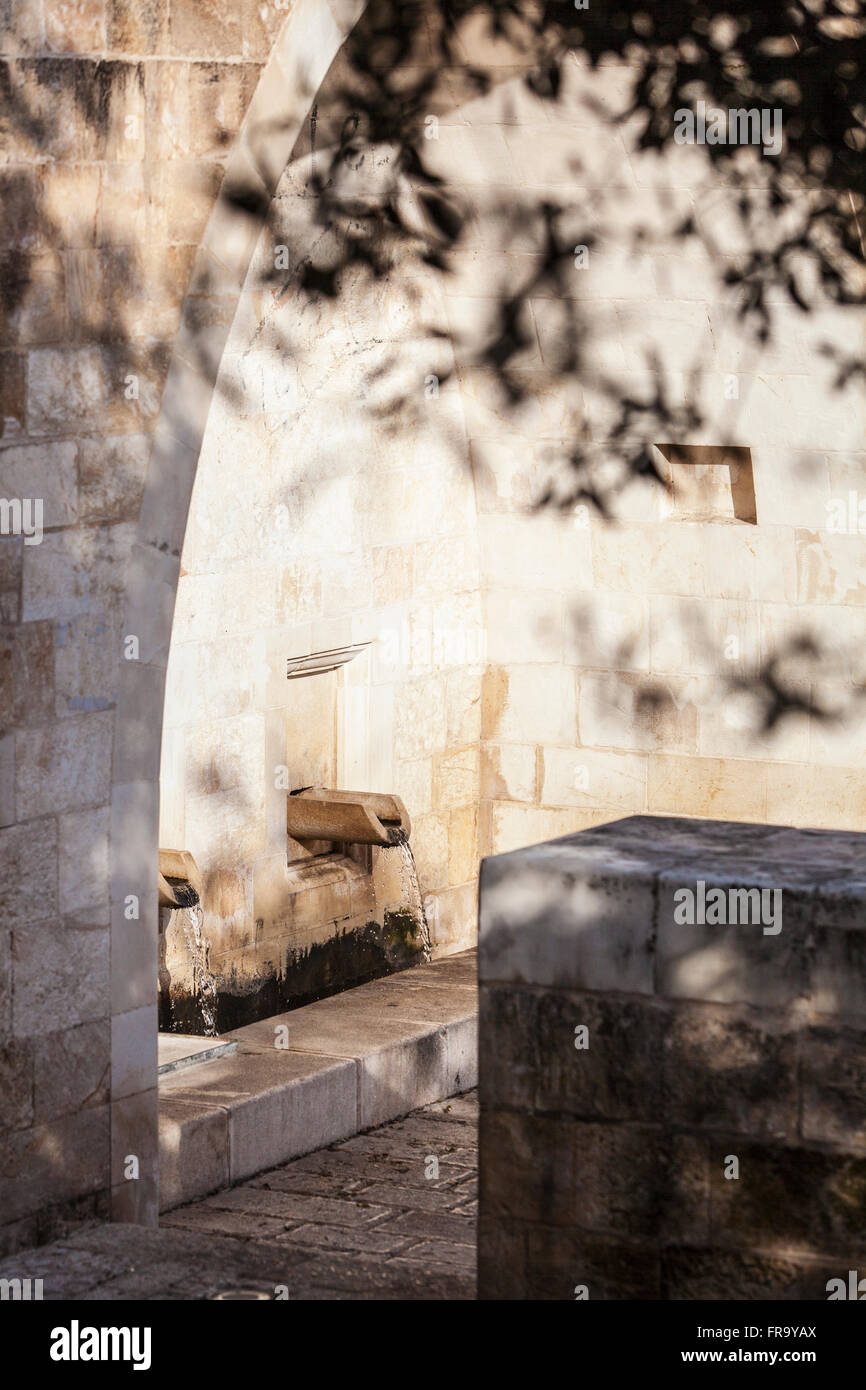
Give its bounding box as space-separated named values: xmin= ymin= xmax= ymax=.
xmin=287 ymin=788 xmax=412 ymax=848
xmin=158 ymin=849 xmax=203 ymax=909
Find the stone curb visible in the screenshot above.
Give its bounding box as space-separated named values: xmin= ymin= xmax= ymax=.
xmin=158 ymin=950 xmax=477 ymax=1211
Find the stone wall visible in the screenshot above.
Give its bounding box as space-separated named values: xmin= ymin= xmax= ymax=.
xmin=455 ymin=57 xmax=866 ymax=857
xmin=0 ymin=0 xmax=366 ymax=1254
xmin=1 ymin=0 xmax=864 ymax=1260
xmin=158 ymin=136 xmax=483 ymax=1023
xmin=478 ymin=815 xmax=866 ymax=1300
xmin=157 ymin=15 xmax=865 ymax=1032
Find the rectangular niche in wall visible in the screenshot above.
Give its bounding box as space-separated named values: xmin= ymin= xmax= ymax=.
xmin=655 ymin=443 xmax=757 ymax=524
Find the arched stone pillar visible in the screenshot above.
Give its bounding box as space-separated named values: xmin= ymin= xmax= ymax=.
xmin=109 ymin=0 xmax=369 ymax=1227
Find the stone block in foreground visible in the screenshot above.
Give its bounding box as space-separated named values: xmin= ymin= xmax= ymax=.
xmin=478 ymin=815 xmax=866 ymax=1300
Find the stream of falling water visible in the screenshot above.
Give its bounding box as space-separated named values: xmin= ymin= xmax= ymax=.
xmin=391 ymin=832 xmax=432 ymax=963
xmin=181 ymin=904 xmax=218 ymax=1035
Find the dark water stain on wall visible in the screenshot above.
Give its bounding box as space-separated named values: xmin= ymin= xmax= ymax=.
xmin=159 ymin=912 xmax=426 ymax=1036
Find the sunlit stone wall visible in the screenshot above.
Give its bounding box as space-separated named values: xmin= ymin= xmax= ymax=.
xmin=163 ymin=27 xmax=864 ymax=1028
xmin=159 ymin=146 xmax=483 ymax=1019
xmin=441 ymin=56 xmax=866 ymax=856
xmin=0 ymin=0 xmax=360 ymax=1254
xmin=1 ymin=0 xmax=864 ymax=1258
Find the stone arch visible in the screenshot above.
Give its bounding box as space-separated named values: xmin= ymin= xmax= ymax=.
xmin=110 ymin=0 xmax=369 ymax=1226
xmin=7 ymin=0 xmax=864 ymax=1256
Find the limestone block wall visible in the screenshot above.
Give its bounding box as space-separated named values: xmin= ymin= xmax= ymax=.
xmin=1 ymin=0 xmax=864 ymax=1262
xmin=160 ymin=24 xmax=866 ymax=1044
xmin=0 ymin=0 xmax=367 ymax=1254
xmin=435 ymin=54 xmax=866 ymax=859
xmin=158 ymin=144 xmax=484 ymax=1019
xmin=478 ymin=815 xmax=866 ymax=1300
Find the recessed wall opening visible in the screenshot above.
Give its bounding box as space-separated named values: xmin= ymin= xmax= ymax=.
xmin=154 ymin=135 xmax=483 ymax=1043
xmin=655 ymin=443 xmax=757 ymax=524
xmin=157 ymin=644 xmax=434 ymax=1037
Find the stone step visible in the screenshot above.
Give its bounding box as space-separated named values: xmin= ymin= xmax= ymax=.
xmin=158 ymin=1035 xmax=238 ymax=1076
xmin=158 ymin=949 xmax=477 ymax=1211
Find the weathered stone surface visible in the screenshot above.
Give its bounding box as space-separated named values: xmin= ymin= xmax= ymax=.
xmin=12 ymin=923 xmax=109 ymax=1038
xmin=54 ymin=610 xmax=122 ymax=719
xmin=478 ymin=984 xmax=536 ymax=1111
xmin=0 ymin=733 xmax=11 ymax=828
xmin=578 ymin=1127 xmax=708 ymax=1243
xmin=0 ymin=816 xmax=57 ymax=931
xmin=197 ymin=1185 xmax=394 ymax=1229
xmin=655 ymin=869 xmax=816 ymax=1009
xmin=480 ymin=1107 xmax=578 ymax=1226
xmin=0 ymin=930 xmax=10 ymax=1040
xmin=0 ymin=1039 xmax=33 ymax=1130
xmin=358 ymin=1025 xmax=453 ymax=1129
xmin=111 ymin=1085 xmax=158 ymax=1183
xmin=16 ymin=711 xmax=114 ymax=819
xmin=479 ymin=817 xmax=866 ymax=1298
xmin=481 ymin=984 xmax=666 ymax=1122
xmin=0 ymin=1104 xmax=110 ymax=1223
xmin=158 ymin=1095 xmax=229 ymax=1212
xmin=106 ymin=0 xmax=170 ymax=54
xmin=661 ymin=1002 xmax=799 ymax=1139
xmin=709 ymin=1142 xmax=866 ymax=1258
xmin=27 ymin=344 xmax=169 ymax=435
xmin=168 ymin=0 xmax=283 ymax=62
xmin=111 ymin=1005 xmax=157 ymax=1100
xmin=1 ymin=1091 xmax=479 ymax=1298
xmin=33 ymin=1020 xmax=109 ymax=1124
xmin=22 ymin=524 xmax=135 ymax=624
xmin=58 ymin=806 xmax=109 ymax=920
xmin=525 ymin=1227 xmax=661 ymax=1302
xmin=809 ymin=925 xmax=866 ymax=1024
xmin=3 ymin=0 xmax=866 ymax=1277
xmin=0 ymin=620 xmax=54 ymax=727
xmin=477 ymin=1214 xmax=526 ymax=1298
xmin=220 ymin=974 xmax=475 ymax=1133
xmin=0 ymin=440 xmax=77 ymax=525
xmin=420 ymin=950 xmax=478 ymax=989
xmin=0 ymin=0 xmax=45 ymax=55
xmin=481 ymin=816 xmax=866 ymax=1009
xmin=0 ymin=349 xmax=26 ymax=436
xmin=661 ymin=1247 xmax=833 ymax=1302
xmin=278 ymin=1220 xmax=412 ymax=1256
xmin=161 ymin=1047 xmax=358 ymax=1184
xmin=802 ymin=1023 xmax=866 ymax=1152
xmin=78 ymin=434 xmax=150 ymax=523
xmin=0 ymin=538 xmax=22 ymax=623
xmin=479 ymin=853 xmax=656 ymax=994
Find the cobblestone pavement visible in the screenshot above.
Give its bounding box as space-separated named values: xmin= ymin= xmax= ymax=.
xmin=1 ymin=1091 xmax=478 ymax=1301
xmin=160 ymin=1089 xmax=478 ymax=1299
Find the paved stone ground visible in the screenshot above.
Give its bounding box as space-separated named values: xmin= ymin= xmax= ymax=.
xmin=0 ymin=1091 xmax=477 ymax=1301
xmin=161 ymin=1089 xmax=478 ymax=1298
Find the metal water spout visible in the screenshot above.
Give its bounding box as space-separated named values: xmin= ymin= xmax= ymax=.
xmin=286 ymin=787 xmax=411 ymax=848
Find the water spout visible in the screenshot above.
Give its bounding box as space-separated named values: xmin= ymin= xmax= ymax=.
xmin=159 ymin=848 xmax=203 ymax=909
xmin=287 ymin=787 xmax=411 ymax=848
xmin=286 ymin=788 xmax=430 ymax=961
